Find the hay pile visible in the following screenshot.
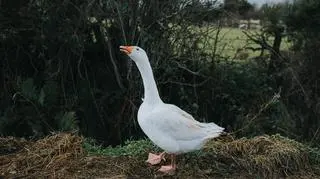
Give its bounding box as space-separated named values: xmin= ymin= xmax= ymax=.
xmin=0 ymin=136 xmax=28 ymax=156
xmin=0 ymin=133 xmax=319 ymax=178
xmin=203 ymin=134 xmax=314 ymax=178
xmin=0 ymin=133 xmax=84 ymax=178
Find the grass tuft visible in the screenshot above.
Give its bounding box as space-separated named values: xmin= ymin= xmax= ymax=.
xmin=83 ymin=138 xmax=161 ymax=157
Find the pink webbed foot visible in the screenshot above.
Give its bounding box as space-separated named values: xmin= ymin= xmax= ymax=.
xmin=158 ymin=165 xmax=176 ymax=174
xmin=146 ymin=152 xmax=166 ymax=165
xmin=157 ymin=154 xmax=177 ymax=174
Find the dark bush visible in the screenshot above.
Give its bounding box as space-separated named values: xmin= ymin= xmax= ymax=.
xmin=1 ymin=0 xmax=318 ymax=147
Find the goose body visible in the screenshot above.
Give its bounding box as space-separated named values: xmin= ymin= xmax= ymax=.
xmin=138 ymin=102 xmax=223 ymax=154
xmin=120 ymin=45 xmax=224 ymax=173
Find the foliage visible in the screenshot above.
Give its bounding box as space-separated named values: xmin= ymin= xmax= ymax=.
xmin=0 ymin=0 xmax=278 ymax=144
xmin=224 ymin=0 xmax=254 ymax=16
xmin=280 ymin=0 xmax=320 ymax=142
xmin=241 ymin=0 xmax=320 ymax=144
xmin=0 ymin=0 xmax=319 ymax=148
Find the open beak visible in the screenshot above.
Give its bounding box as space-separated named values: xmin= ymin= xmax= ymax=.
xmin=120 ymin=46 xmax=133 ymax=55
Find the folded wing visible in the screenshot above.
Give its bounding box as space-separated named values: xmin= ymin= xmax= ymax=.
xmin=148 ymin=104 xmax=224 ymax=142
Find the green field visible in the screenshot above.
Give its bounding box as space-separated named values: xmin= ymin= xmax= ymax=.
xmin=195 ymin=27 xmax=291 ymax=60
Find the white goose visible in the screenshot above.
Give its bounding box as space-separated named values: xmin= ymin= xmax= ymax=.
xmin=120 ymin=46 xmax=224 ymax=174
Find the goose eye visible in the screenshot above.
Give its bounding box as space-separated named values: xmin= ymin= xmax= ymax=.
xmin=136 ymin=48 xmax=139 ymax=51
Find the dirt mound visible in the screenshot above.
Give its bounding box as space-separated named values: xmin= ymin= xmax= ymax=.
xmin=0 ymin=133 xmax=319 ymax=179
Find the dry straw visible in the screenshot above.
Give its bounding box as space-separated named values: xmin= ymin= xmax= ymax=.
xmin=0 ymin=133 xmax=318 ymax=178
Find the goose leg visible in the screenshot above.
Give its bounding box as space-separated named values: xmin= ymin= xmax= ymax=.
xmin=146 ymin=152 xmax=166 ymax=165
xmin=158 ymin=154 xmax=176 ymax=174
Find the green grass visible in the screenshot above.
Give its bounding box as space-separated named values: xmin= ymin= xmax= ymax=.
xmin=83 ymin=137 xmax=205 ymax=158
xmin=196 ymin=27 xmax=292 ymax=59
xmin=83 ymin=138 xmax=161 ymax=157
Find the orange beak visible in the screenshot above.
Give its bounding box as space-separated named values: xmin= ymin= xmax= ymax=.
xmin=120 ymin=46 xmax=133 ymax=55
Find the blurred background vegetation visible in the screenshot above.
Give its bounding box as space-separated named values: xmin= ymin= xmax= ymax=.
xmin=0 ymin=0 xmax=319 ymax=147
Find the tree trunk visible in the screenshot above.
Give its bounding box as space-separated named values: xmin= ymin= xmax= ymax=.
xmin=268 ymin=27 xmax=283 ymax=74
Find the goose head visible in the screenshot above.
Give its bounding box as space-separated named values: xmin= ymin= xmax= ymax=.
xmin=120 ymin=46 xmax=148 ymax=63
